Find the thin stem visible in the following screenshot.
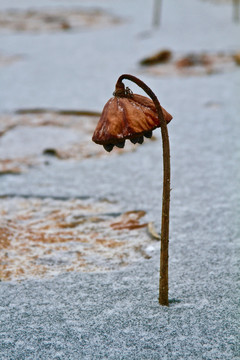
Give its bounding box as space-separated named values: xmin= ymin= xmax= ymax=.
xmin=233 ymin=0 xmax=240 ymax=22
xmin=116 ymin=74 xmax=170 ymax=306
xmin=153 ymin=0 xmax=162 ymax=27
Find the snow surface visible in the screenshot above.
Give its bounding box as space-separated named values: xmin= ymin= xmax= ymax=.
xmin=0 ymin=0 xmax=239 ymax=359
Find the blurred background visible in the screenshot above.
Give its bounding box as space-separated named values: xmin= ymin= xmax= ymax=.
xmin=0 ymin=0 xmax=239 ymax=112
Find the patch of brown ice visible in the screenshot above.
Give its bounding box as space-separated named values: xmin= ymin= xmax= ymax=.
xmin=0 ymin=8 xmax=122 ymax=33
xmin=0 ymin=197 xmax=158 ymax=281
xmin=140 ymin=51 xmax=237 ymax=77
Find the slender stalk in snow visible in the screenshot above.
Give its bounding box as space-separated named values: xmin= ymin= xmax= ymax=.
xmin=153 ymin=0 xmax=162 ymax=27
xmin=233 ymin=0 xmax=240 ymax=22
xmin=92 ymin=74 xmax=172 ymax=306
xmin=115 ymin=75 xmax=170 ymax=306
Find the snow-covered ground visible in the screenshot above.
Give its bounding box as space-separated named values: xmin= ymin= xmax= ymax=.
xmin=0 ymin=0 xmax=239 ymax=359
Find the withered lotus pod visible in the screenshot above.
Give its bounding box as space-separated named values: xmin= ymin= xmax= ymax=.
xmin=92 ymin=74 xmax=173 ymax=306
xmin=92 ymin=86 xmax=172 ymax=152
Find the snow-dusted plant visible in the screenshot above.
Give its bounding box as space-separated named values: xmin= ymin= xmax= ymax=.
xmin=92 ymin=74 xmax=172 ymax=306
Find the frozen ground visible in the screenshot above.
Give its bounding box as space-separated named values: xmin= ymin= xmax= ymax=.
xmin=0 ymin=0 xmax=239 ymax=359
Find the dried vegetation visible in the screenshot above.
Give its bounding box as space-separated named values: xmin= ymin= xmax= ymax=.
xmin=140 ymin=50 xmax=239 ymax=76
xmin=0 ymin=197 xmax=158 ymax=281
xmin=0 ymin=8 xmax=122 ymax=33
xmin=0 ymin=110 xmax=152 ymax=175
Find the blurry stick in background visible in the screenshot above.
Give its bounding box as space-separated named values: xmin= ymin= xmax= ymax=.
xmin=233 ymin=0 xmax=240 ymax=22
xmin=153 ymin=0 xmax=162 ymax=27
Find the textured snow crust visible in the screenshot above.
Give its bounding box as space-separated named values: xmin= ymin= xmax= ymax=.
xmin=0 ymin=0 xmax=239 ymax=359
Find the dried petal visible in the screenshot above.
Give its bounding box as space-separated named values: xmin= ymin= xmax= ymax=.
xmin=92 ymin=94 xmax=172 ymax=147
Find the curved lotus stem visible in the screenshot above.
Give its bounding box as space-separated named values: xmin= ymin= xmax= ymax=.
xmin=116 ymin=74 xmax=170 ymax=306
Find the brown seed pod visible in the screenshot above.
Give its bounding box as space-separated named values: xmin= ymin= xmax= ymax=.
xmin=92 ymin=93 xmax=172 ymax=150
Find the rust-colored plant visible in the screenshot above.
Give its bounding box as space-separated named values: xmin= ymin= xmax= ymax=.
xmin=92 ymin=74 xmax=172 ymax=306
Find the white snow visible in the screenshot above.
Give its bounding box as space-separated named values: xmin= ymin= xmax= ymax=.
xmin=0 ymin=0 xmax=239 ymax=359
